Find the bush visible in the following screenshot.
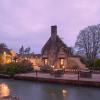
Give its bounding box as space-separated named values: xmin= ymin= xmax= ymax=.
xmin=17 ymin=60 xmax=34 ymax=73
xmin=94 ymin=59 xmax=100 ymax=70
xmin=6 ymin=63 xmax=18 ymax=76
xmin=0 ymin=64 xmax=7 ymax=74
xmin=86 ymin=60 xmax=94 ymax=68
xmin=1 ymin=60 xmax=34 ymax=76
xmin=87 ymin=59 xmax=100 ymax=70
xmin=40 ymin=65 xmax=53 ymax=73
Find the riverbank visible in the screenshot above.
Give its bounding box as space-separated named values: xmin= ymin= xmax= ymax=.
xmin=0 ymin=74 xmax=11 ymax=78
xmin=0 ymin=96 xmax=19 ymax=100
xmin=1 ymin=72 xmax=100 ymax=87
xmin=14 ymin=72 xmax=100 ymax=87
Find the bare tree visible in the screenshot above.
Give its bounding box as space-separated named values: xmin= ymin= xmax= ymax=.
xmin=75 ymin=24 xmax=100 ymax=63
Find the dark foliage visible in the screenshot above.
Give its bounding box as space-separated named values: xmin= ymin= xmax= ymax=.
xmin=0 ymin=60 xmax=34 ymax=76
xmin=40 ymin=65 xmax=53 ymax=73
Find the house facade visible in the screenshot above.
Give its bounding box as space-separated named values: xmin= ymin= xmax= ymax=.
xmin=16 ymin=53 xmax=42 ymax=66
xmin=41 ymin=26 xmax=85 ymax=69
xmin=0 ymin=49 xmax=16 ymax=64
xmin=41 ymin=26 xmax=72 ymax=68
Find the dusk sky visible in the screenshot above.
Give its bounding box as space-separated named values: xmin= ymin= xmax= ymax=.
xmin=0 ymin=0 xmax=100 ymax=53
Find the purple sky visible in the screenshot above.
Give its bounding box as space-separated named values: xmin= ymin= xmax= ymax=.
xmin=0 ymin=0 xmax=100 ymax=53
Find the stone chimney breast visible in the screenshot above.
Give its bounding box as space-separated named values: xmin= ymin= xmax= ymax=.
xmin=51 ymin=25 xmax=57 ymax=38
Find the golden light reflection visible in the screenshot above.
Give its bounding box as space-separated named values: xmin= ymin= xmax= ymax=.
xmin=62 ymin=89 xmax=68 ymax=97
xmin=0 ymin=83 xmax=10 ymax=97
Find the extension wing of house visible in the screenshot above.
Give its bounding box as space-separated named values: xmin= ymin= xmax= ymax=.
xmin=41 ymin=26 xmax=85 ymax=69
xmin=0 ymin=48 xmax=16 ymax=64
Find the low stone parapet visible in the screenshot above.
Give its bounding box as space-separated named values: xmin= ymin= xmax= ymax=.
xmin=80 ymin=70 xmax=92 ymax=78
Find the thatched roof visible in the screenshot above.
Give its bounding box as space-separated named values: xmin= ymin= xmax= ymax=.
xmin=41 ymin=35 xmax=71 ymax=55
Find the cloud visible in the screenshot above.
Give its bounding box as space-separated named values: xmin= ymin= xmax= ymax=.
xmin=0 ymin=0 xmax=100 ymax=53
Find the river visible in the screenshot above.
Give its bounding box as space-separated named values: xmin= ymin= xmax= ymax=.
xmin=0 ymin=79 xmax=100 ymax=100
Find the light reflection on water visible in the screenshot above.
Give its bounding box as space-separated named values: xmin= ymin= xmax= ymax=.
xmin=43 ymin=87 xmax=68 ymax=97
xmin=0 ymin=79 xmax=100 ymax=100
xmin=62 ymin=89 xmax=68 ymax=96
xmin=0 ymin=83 xmax=10 ymax=97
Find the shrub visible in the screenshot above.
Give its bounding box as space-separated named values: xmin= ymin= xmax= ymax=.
xmin=4 ymin=60 xmax=34 ymax=76
xmin=86 ymin=60 xmax=94 ymax=68
xmin=0 ymin=64 xmax=7 ymax=74
xmin=40 ymin=65 xmax=53 ymax=73
xmin=17 ymin=60 xmax=34 ymax=73
xmin=6 ymin=62 xmax=18 ymax=76
xmin=94 ymin=59 xmax=100 ymax=70
xmin=87 ymin=59 xmax=100 ymax=70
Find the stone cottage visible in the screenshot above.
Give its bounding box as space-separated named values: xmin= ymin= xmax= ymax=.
xmin=17 ymin=25 xmax=85 ymax=69
xmin=41 ymin=26 xmax=71 ymax=68
xmin=41 ymin=26 xmax=85 ymax=69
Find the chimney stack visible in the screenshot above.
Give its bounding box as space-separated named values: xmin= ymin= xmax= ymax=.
xmin=51 ymin=25 xmax=57 ymax=38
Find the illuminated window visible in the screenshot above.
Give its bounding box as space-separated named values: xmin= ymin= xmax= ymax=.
xmin=3 ymin=51 xmax=6 ymax=55
xmin=44 ymin=58 xmax=48 ymax=65
xmin=60 ymin=58 xmax=64 ymax=66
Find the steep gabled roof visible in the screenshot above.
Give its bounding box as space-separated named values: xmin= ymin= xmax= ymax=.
xmin=41 ymin=35 xmax=70 ymax=54
xmin=41 ymin=25 xmax=72 ymax=56
xmin=41 ymin=38 xmax=51 ymax=53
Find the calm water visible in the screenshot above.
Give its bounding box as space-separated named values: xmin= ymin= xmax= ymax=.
xmin=0 ymin=79 xmax=100 ymax=100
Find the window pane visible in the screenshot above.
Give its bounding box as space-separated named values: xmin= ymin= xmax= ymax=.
xmin=60 ymin=58 xmax=64 ymax=65
xmin=44 ymin=58 xmax=48 ymax=64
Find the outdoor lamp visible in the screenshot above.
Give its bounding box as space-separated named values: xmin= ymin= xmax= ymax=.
xmin=63 ymin=66 xmax=65 ymax=69
xmin=51 ymin=65 xmax=54 ymax=69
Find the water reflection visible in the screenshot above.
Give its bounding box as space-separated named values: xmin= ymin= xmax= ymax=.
xmin=0 ymin=83 xmax=10 ymax=97
xmin=0 ymin=79 xmax=100 ymax=100
xmin=41 ymin=85 xmax=69 ymax=100
xmin=62 ymin=89 xmax=68 ymax=97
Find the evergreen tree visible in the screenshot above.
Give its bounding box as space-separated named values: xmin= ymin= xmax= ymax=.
xmin=19 ymin=45 xmax=24 ymax=54
xmin=24 ymin=47 xmax=31 ymax=54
